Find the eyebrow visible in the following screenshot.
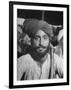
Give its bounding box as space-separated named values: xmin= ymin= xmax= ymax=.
xmin=35 ymin=35 xmax=40 ymax=37
xmin=34 ymin=34 xmax=49 ymax=38
xmin=43 ymin=35 xmax=49 ymax=38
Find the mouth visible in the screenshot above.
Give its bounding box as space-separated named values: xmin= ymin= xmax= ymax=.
xmin=39 ymin=48 xmax=45 ymax=50
xmin=37 ymin=47 xmax=46 ymax=53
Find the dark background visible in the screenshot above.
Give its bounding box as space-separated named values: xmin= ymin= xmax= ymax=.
xmin=17 ymin=9 xmax=63 ymax=25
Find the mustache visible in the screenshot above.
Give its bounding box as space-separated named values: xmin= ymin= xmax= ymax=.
xmin=36 ymin=45 xmax=47 ymax=49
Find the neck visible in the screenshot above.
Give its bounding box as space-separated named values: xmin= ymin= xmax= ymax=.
xmin=30 ymin=49 xmax=49 ymax=64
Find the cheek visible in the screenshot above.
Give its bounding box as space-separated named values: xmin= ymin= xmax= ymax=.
xmin=43 ymin=40 xmax=49 ymax=46
xmin=32 ymin=40 xmax=39 ymax=47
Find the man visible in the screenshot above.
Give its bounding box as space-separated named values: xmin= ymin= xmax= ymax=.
xmin=17 ymin=19 xmax=63 ymax=80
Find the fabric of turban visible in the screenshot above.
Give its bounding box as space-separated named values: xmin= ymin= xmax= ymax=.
xmin=23 ymin=19 xmax=53 ymax=39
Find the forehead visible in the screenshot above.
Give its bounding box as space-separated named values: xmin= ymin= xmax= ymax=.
xmin=35 ymin=29 xmax=48 ymax=36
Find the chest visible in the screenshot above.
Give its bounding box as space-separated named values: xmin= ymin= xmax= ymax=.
xmin=26 ymin=58 xmax=51 ymax=80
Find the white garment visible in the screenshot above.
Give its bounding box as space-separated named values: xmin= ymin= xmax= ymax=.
xmin=17 ymin=53 xmax=63 ymax=80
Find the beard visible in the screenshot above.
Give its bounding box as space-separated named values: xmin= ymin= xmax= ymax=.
xmin=29 ymin=44 xmax=50 ymax=63
xmin=32 ymin=44 xmax=50 ymax=57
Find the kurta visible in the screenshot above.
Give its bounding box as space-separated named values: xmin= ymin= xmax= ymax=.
xmin=17 ymin=53 xmax=63 ymax=80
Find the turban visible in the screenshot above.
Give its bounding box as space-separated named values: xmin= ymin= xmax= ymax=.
xmin=23 ymin=19 xmax=53 ymax=39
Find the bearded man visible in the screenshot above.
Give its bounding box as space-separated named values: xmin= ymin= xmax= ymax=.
xmin=17 ymin=19 xmax=63 ymax=80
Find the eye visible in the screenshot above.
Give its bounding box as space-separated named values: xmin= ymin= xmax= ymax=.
xmin=34 ymin=36 xmax=40 ymax=40
xmin=43 ymin=35 xmax=49 ymax=40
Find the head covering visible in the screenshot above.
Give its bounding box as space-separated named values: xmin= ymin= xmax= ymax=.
xmin=23 ymin=19 xmax=53 ymax=38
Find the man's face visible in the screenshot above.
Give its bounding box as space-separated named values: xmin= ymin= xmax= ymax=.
xmin=32 ymin=29 xmax=49 ymax=54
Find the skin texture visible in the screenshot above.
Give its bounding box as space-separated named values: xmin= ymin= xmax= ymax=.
xmin=32 ymin=29 xmax=49 ymax=54
xmin=30 ymin=29 xmax=50 ymax=64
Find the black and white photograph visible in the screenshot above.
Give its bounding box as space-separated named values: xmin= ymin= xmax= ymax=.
xmin=9 ymin=1 xmax=69 ymax=88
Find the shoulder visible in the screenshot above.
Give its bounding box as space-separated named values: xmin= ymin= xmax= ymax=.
xmin=17 ymin=54 xmax=33 ymax=67
xmin=54 ymin=53 xmax=63 ymax=78
xmin=18 ymin=54 xmax=32 ymax=61
xmin=54 ymin=53 xmax=59 ymax=59
xmin=54 ymin=53 xmax=63 ymax=61
xmin=54 ymin=53 xmax=63 ymax=70
xmin=17 ymin=54 xmax=33 ymax=80
xmin=54 ymin=53 xmax=63 ymax=63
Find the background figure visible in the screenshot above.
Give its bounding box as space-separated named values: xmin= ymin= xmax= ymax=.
xmin=17 ymin=24 xmax=31 ymax=58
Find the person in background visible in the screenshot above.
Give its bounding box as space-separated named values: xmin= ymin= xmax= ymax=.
xmin=17 ymin=24 xmax=31 ymax=58
xmin=17 ymin=19 xmax=63 ymax=80
xmin=17 ymin=25 xmax=23 ymax=58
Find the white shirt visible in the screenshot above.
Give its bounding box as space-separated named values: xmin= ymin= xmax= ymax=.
xmin=17 ymin=53 xmax=63 ymax=80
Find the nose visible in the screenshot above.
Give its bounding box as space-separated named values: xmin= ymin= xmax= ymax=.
xmin=39 ymin=38 xmax=43 ymax=46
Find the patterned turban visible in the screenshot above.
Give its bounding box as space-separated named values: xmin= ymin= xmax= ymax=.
xmin=23 ymin=19 xmax=53 ymax=39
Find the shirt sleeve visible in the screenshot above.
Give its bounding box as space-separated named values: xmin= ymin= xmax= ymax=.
xmin=54 ymin=54 xmax=63 ymax=78
xmin=17 ymin=55 xmax=28 ymax=80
